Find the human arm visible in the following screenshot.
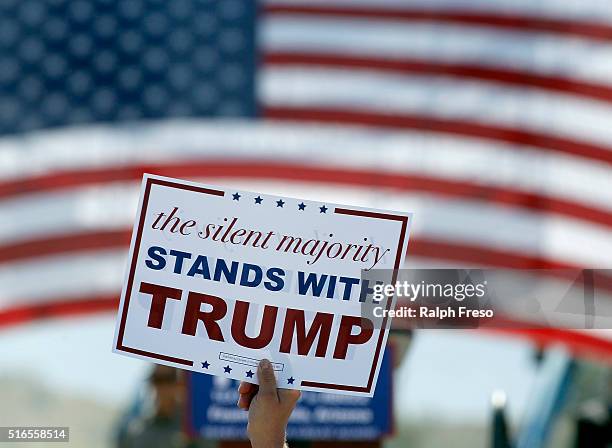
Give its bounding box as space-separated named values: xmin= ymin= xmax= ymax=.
xmin=237 ymin=359 xmax=300 ymax=448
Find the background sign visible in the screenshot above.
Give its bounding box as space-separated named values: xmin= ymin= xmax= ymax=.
xmin=186 ymin=348 xmax=393 ymax=441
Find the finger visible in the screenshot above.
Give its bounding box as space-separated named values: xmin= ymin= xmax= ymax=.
xmin=237 ymin=382 xmax=258 ymax=409
xmin=238 ymin=392 xmax=253 ymax=410
xmin=238 ymin=381 xmax=256 ymax=394
xmin=279 ymin=389 xmax=301 ymax=406
xmin=237 ymin=391 xmax=258 ymax=409
xmin=257 ymin=359 xmax=278 ymax=399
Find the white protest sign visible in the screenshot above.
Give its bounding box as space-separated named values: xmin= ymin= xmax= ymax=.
xmin=113 ymin=174 xmax=411 ymax=396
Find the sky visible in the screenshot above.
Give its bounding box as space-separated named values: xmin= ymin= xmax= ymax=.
xmin=0 ymin=313 xmax=540 ymax=423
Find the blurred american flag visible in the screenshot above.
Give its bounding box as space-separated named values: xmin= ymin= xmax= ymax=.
xmin=0 ymin=0 xmax=611 ymax=357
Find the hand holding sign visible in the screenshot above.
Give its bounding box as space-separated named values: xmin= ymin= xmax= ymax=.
xmin=113 ymin=174 xmax=411 ymax=396
xmin=238 ymin=359 xmax=301 ymax=448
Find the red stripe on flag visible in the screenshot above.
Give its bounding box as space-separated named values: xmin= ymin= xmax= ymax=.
xmin=0 ymin=228 xmax=575 ymax=269
xmin=264 ymin=52 xmax=612 ymax=107
xmin=263 ymin=107 xmax=612 ymax=166
xmin=0 ymin=296 xmax=118 ymax=329
xmin=486 ymin=327 xmax=612 ymax=363
xmin=408 ymin=239 xmax=569 ymax=269
xmin=0 ymin=230 xmax=132 ymax=263
xmin=0 ymin=162 xmax=610 ymax=228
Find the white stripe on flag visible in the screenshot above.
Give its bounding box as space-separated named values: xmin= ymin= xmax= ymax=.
xmin=261 ymin=67 xmax=612 ymax=148
xmin=0 ymin=122 xmax=610 ymax=212
xmin=0 ymin=251 xmax=126 ymax=306
xmin=262 ymin=18 xmax=612 ymax=84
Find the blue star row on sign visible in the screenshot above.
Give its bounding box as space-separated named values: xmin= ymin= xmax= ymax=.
xmin=232 ymin=192 xmax=328 ymax=213
xmin=201 ymin=360 xmax=295 ymax=383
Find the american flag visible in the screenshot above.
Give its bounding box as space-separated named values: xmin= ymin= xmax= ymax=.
xmin=0 ymin=0 xmax=611 ymax=358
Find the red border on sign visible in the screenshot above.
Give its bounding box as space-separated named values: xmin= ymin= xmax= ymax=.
xmin=115 ymin=177 xmax=409 ymax=394
xmin=115 ymin=177 xmax=225 ymax=366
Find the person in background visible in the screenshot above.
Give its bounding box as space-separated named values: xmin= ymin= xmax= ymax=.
xmin=118 ymin=365 xmax=215 ymax=448
xmin=572 ymin=368 xmax=612 ymax=448
xmin=237 ymin=359 xmax=301 ymax=448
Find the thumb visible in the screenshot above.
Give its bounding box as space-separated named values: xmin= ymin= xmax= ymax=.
xmin=257 ymin=359 xmax=278 ymax=398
